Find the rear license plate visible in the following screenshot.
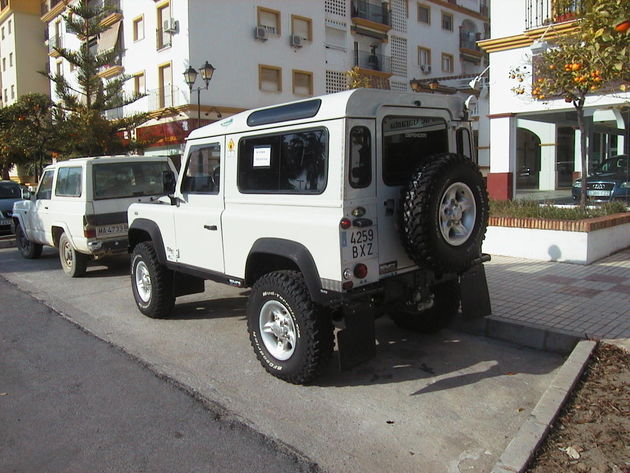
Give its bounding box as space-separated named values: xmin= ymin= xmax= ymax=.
xmin=96 ymin=223 xmax=128 ymax=237
xmin=350 ymin=228 xmax=374 ymax=259
xmin=587 ymin=190 xmax=611 ymax=197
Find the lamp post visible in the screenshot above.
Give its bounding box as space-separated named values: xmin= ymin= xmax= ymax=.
xmin=183 ymin=60 xmax=215 ymax=130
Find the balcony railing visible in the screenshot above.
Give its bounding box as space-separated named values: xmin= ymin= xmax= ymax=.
xmin=1 ymin=0 xmax=8 ymax=11
xmin=99 ymin=50 xmax=123 ymax=74
xmin=460 ymin=29 xmax=482 ymax=51
xmin=87 ymin=0 xmax=121 ymax=12
xmin=525 ymin=0 xmax=587 ymax=29
xmin=41 ymin=0 xmax=64 ymax=16
xmin=156 ymin=28 xmax=172 ymax=49
xmin=351 ymin=0 xmax=391 ymax=26
xmin=354 ymin=49 xmax=392 ymax=74
xmin=48 ymin=34 xmax=62 ymax=53
xmin=145 ymin=86 xmax=187 ymax=111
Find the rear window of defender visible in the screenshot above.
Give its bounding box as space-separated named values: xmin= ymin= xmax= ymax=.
xmin=382 ymin=116 xmax=448 ymax=186
xmin=238 ymin=128 xmax=328 ymax=194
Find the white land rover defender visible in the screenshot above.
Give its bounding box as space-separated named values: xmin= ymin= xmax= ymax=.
xmin=128 ymin=89 xmax=491 ymax=384
xmin=13 ymin=155 xmax=175 ymax=277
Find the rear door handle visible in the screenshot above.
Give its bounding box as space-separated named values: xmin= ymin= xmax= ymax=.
xmin=204 ymin=225 xmax=217 ymax=231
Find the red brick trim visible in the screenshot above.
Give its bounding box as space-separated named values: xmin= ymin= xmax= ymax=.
xmin=488 ymin=212 xmax=630 ymax=232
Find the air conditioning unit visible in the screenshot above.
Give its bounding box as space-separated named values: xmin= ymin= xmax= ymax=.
xmin=254 ymin=26 xmax=268 ymax=40
xmin=420 ymin=64 xmax=432 ymax=73
xmin=163 ymin=18 xmax=178 ymax=33
xmin=290 ymin=34 xmax=303 ymax=47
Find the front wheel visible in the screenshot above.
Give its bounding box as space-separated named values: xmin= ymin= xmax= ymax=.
xmin=130 ymin=242 xmax=174 ymax=319
xmin=59 ymin=232 xmax=88 ymax=277
xmin=15 ymin=224 xmax=43 ymax=259
xmin=389 ymin=280 xmax=461 ymax=333
xmin=247 ymin=271 xmax=333 ymax=384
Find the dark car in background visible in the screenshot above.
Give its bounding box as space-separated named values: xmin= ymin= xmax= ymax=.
xmin=572 ymin=155 xmax=630 ymax=203
xmin=0 ymin=180 xmax=28 ymax=234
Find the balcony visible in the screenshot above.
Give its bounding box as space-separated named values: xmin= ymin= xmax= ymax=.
xmin=48 ymin=35 xmax=62 ymax=57
xmin=460 ymin=29 xmax=484 ymax=63
xmin=525 ymin=0 xmax=585 ymax=30
xmin=41 ymin=0 xmax=65 ymax=20
xmin=98 ymin=50 xmax=123 ymax=79
xmin=354 ymin=49 xmax=392 ymax=74
xmin=351 ymin=0 xmax=391 ymax=34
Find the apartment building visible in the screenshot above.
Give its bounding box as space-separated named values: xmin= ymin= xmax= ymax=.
xmin=479 ymin=0 xmax=629 ymax=200
xmin=41 ymin=0 xmax=489 ymax=157
xmin=0 ymin=0 xmax=49 ymax=107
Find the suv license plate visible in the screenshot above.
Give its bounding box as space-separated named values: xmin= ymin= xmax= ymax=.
xmin=587 ymin=190 xmax=611 ymax=197
xmin=350 ymin=229 xmax=374 ymax=259
xmin=96 ymin=223 xmax=128 ymax=237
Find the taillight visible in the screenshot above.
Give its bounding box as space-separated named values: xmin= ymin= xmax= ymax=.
xmin=342 ymin=280 xmax=354 ymax=291
xmin=84 ymin=226 xmax=96 ymax=238
xmin=340 ymin=218 xmax=352 ymax=230
xmin=354 ymin=263 xmax=368 ymax=279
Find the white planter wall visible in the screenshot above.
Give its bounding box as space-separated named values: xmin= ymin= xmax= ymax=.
xmin=483 ymin=223 xmax=630 ymax=265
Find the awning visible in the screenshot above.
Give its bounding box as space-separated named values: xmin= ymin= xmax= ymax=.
xmin=97 ymin=20 xmax=121 ymax=54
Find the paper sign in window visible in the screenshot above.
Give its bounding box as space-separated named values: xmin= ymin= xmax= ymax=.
xmin=253 ymin=146 xmax=272 ymax=167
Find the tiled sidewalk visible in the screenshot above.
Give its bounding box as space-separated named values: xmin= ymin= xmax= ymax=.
xmin=485 ymin=248 xmax=630 ymax=340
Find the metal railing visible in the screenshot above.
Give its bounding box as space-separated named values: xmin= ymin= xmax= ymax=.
xmin=99 ymin=50 xmax=123 ymax=72
xmin=156 ymin=28 xmax=172 ymax=49
xmin=351 ymin=0 xmax=391 ymax=26
xmin=145 ymin=85 xmax=186 ymax=110
xmin=460 ymin=29 xmax=482 ymax=51
xmin=48 ymin=34 xmax=62 ymax=53
xmin=88 ymin=0 xmax=121 ymax=13
xmin=354 ymin=49 xmax=392 ymax=74
xmin=41 ymin=0 xmax=64 ymax=16
xmin=525 ymin=0 xmax=589 ymax=29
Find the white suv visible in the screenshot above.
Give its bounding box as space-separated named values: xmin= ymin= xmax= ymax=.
xmin=13 ymin=155 xmax=175 ymax=277
xmin=128 ymin=89 xmax=490 ymax=384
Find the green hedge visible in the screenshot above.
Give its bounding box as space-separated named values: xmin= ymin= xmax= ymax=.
xmin=489 ymin=200 xmax=628 ymax=220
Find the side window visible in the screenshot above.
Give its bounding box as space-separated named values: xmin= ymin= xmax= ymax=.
xmin=382 ymin=116 xmax=448 ymax=186
xmin=55 ymin=167 xmax=82 ymax=197
xmin=456 ymin=128 xmax=472 ymax=160
xmin=181 ymin=144 xmax=221 ymax=194
xmin=238 ymin=128 xmax=328 ymax=194
xmin=36 ymin=170 xmax=54 ymax=200
xmin=349 ymin=126 xmax=371 ymax=189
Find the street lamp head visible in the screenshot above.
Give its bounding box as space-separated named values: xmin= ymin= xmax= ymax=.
xmin=428 ymin=79 xmax=439 ymax=91
xmin=183 ymin=65 xmax=198 ymax=90
xmin=199 ymin=61 xmax=215 ymax=85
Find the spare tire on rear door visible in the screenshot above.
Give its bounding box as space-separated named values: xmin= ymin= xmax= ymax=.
xmin=401 ymin=153 xmax=488 ymax=274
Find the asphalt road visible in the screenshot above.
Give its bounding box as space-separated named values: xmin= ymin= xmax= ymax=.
xmin=0 ymin=277 xmax=318 ymax=473
xmin=0 ymin=246 xmax=565 ymax=473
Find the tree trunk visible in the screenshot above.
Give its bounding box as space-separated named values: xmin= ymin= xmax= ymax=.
xmin=575 ymin=99 xmax=588 ymax=208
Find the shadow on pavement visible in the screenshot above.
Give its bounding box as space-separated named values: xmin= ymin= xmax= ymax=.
xmin=317 ymin=317 xmax=561 ymax=391
xmin=169 ymin=296 xmax=248 ymax=320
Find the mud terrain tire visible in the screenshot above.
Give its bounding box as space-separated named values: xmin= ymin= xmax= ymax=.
xmin=401 ymin=153 xmax=488 ymax=274
xmin=247 ymin=270 xmax=334 ymax=385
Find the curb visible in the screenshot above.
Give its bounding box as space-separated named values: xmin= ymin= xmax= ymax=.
xmin=453 ymin=314 xmax=583 ymax=355
xmin=490 ymin=339 xmax=596 ymax=473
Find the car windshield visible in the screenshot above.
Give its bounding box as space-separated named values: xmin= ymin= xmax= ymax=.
xmin=93 ymin=161 xmax=170 ymax=200
xmin=597 ymin=156 xmax=629 ymax=176
xmin=0 ymin=183 xmax=21 ymax=199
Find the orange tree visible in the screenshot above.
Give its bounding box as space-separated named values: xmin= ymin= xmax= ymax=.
xmin=510 ymin=0 xmax=629 ymax=207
